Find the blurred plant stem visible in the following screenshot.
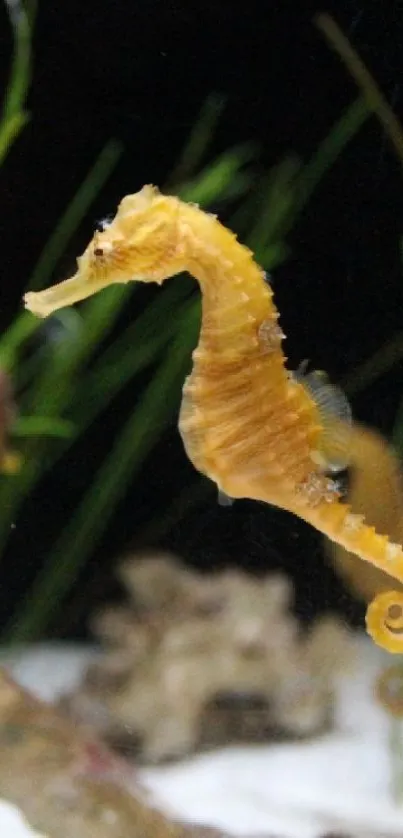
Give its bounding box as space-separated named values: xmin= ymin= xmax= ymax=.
xmin=6 ymin=300 xmax=200 ymax=641
xmin=0 ymin=0 xmax=34 ymax=164
xmin=315 ymin=13 xmax=403 ymax=458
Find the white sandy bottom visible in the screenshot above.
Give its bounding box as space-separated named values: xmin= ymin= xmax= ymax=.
xmin=2 ymin=636 xmax=403 ymax=838
xmin=0 ymin=798 xmax=47 ymax=837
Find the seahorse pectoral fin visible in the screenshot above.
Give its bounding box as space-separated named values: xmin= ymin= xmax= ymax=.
xmin=295 ymin=368 xmax=352 ymax=473
xmin=312 ymin=415 xmax=352 ymax=474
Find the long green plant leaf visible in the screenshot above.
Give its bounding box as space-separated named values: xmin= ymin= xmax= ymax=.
xmin=7 ymin=300 xmax=200 ymax=641
xmin=0 ymin=287 xmax=196 ymax=557
xmin=167 ymin=92 xmax=226 ymax=187
xmin=0 ymin=0 xmax=33 ymax=165
xmin=27 ymin=140 xmax=123 ymax=292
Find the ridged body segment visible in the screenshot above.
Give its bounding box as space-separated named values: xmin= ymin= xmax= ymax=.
xmin=176 ymin=203 xmax=323 ymax=505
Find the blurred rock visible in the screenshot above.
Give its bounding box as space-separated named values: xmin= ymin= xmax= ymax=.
xmin=62 ymin=554 xmax=353 ymax=762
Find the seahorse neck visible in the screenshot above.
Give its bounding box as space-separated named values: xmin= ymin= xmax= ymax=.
xmin=178 ymin=204 xmax=277 ymax=356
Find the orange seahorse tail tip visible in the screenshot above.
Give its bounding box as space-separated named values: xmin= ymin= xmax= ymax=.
xmin=298 ymin=498 xmax=403 ymax=653
xmin=365 ymin=591 xmax=403 ymax=654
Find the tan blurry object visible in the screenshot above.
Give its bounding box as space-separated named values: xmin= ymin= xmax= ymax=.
xmin=0 ymin=370 xmax=21 ymax=475
xmin=0 ymin=669 xmax=230 ymax=838
xmin=62 ymin=555 xmax=353 ymax=762
xmin=326 ymin=422 xmax=403 ymax=602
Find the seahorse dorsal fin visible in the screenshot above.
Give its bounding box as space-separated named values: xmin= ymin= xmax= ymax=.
xmin=295 ymin=366 xmax=352 ymax=473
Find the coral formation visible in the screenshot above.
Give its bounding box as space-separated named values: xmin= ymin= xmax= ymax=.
xmin=62 ymin=554 xmax=352 ymax=763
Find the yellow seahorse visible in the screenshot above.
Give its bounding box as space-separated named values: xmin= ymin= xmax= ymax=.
xmin=23 ymin=185 xmax=403 ymax=653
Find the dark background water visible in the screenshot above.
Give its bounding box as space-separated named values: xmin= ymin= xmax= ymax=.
xmin=0 ymin=0 xmax=403 ymax=637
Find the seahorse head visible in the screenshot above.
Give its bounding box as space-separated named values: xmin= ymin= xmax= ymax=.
xmin=24 ymin=185 xmax=183 ymax=319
